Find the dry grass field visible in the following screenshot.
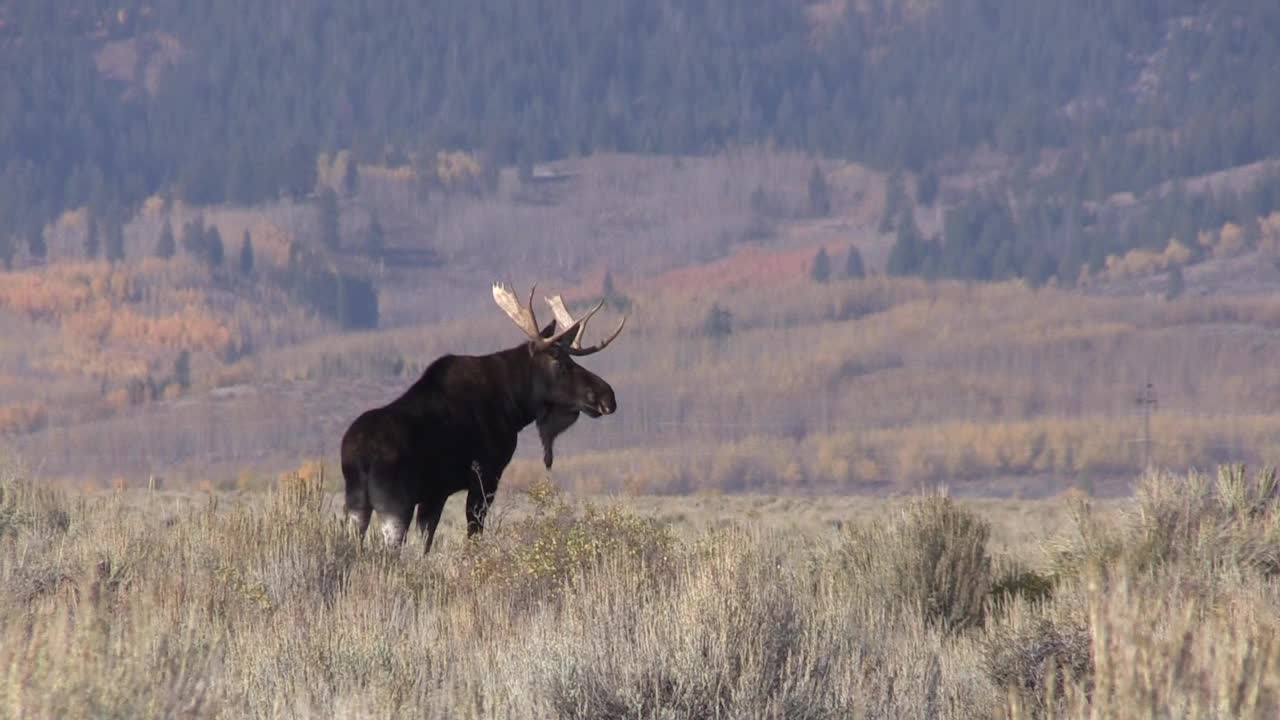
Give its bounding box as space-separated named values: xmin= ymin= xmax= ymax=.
xmin=3 ymin=459 xmax=1278 ymax=718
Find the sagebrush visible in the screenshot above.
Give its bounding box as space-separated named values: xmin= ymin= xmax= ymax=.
xmin=2 ymin=465 xmax=1279 ymax=718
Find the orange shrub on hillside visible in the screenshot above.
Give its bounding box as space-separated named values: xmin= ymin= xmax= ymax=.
xmin=1103 ymin=239 xmax=1192 ymax=279
xmin=0 ymin=401 xmax=48 ymax=435
xmin=436 ymin=150 xmax=484 ymax=189
xmin=1258 ymin=211 xmax=1280 ymax=254
xmin=0 ymin=263 xmax=136 ymax=321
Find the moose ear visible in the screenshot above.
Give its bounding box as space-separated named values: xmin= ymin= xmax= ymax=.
xmin=539 ymin=320 xmax=557 ymax=339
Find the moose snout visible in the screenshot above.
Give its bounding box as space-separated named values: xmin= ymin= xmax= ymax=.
xmin=581 ymin=388 xmax=616 ymax=416
xmin=597 ymin=391 xmax=617 ymax=416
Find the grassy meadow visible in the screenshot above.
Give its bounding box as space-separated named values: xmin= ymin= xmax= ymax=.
xmin=3 ymin=460 xmax=1279 ymax=718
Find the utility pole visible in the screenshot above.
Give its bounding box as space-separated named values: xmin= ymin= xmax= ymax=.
xmin=1136 ymin=379 xmax=1158 ymax=470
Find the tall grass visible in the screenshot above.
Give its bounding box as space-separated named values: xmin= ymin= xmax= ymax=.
xmin=2 ymin=463 xmax=1280 ymax=718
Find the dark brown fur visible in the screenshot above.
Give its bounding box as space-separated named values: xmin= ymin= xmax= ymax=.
xmin=340 ymin=323 xmax=616 ymax=551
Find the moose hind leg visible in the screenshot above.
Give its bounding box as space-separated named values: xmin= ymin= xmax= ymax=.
xmin=342 ymin=462 xmax=372 ymax=540
xmin=416 ymin=496 xmax=447 ymax=555
xmin=379 ymin=507 xmax=413 ymax=549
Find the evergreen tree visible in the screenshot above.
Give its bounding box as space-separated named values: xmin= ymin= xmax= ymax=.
xmin=845 ymin=245 xmax=866 ymax=279
xmin=84 ymin=215 xmax=100 ymax=259
xmin=156 ymin=218 xmax=176 ymax=259
xmin=810 ymin=247 xmax=832 ymax=283
xmin=602 ymin=270 xmax=618 ymax=300
xmin=318 ymin=188 xmax=340 ymax=250
xmin=173 ymin=350 xmax=191 ymax=390
xmin=205 ymin=225 xmax=224 ymax=268
xmin=181 ymin=217 xmax=206 ymax=257
xmin=808 ymin=164 xmax=831 ymax=217
xmin=888 ymin=212 xmax=924 ymax=276
xmin=881 ymin=171 xmax=907 ymax=233
xmin=365 ymin=215 xmax=384 ymax=257
xmin=105 ymin=220 xmax=125 ymax=263
xmin=517 ymin=148 xmax=534 ymax=184
xmin=703 ymin=303 xmax=733 ymax=338
xmin=27 ymin=225 xmax=46 ymax=260
xmin=1165 ymin=263 xmax=1185 ymax=300
xmin=600 ymin=269 xmax=631 ymax=310
xmin=917 ymin=168 xmax=940 ymax=206
xmin=239 ymin=229 xmax=255 ymax=275
xmin=750 ymin=185 xmax=770 ymax=217
xmin=342 ymin=156 xmax=360 ymax=197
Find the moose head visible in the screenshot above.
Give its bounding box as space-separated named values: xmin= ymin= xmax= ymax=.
xmin=492 ymin=284 xmax=626 ymax=467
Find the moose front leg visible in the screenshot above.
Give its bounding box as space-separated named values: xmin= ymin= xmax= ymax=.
xmin=465 ymin=487 xmax=495 ymax=537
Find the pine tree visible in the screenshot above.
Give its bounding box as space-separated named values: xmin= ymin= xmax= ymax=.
xmin=105 ymin=220 xmax=125 ymax=263
xmin=84 ymin=215 xmax=100 ymax=258
xmin=810 ymin=247 xmax=832 ymax=283
xmin=205 ymin=225 xmax=224 ymax=268
xmin=173 ymin=350 xmax=191 ymax=390
xmin=880 ymin=171 xmax=907 ymax=233
xmin=181 ymin=217 xmax=206 ymax=257
xmin=888 ymin=214 xmax=923 ymax=276
xmin=703 ymin=303 xmax=733 ymax=338
xmin=239 ymin=229 xmax=255 ymax=275
xmin=27 ymin=225 xmax=46 ymax=259
xmin=1165 ymin=263 xmax=1185 ymax=300
xmin=808 ymin=164 xmax=831 ymax=217
xmin=156 ymin=218 xmax=176 ymax=259
xmin=916 ymin=167 xmax=940 ymax=206
xmin=318 ymin=187 xmax=340 ymax=250
xmin=365 ymin=215 xmax=384 ymax=257
xmin=845 ymin=245 xmax=866 ymax=279
xmin=342 ymin=156 xmax=360 ymax=197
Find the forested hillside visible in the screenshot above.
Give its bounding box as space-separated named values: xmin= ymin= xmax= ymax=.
xmin=5 ymin=0 xmax=1280 ymax=285
xmin=7 ymin=1 xmax=1280 ymax=488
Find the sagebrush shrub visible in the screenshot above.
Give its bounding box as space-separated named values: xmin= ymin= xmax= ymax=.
xmin=839 ymin=489 xmax=993 ymax=631
xmin=464 ymin=478 xmax=677 ymax=603
xmin=1056 ymin=466 xmax=1280 ymax=581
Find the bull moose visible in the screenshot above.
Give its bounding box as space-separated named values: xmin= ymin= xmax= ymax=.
xmin=340 ymin=283 xmax=626 ymax=551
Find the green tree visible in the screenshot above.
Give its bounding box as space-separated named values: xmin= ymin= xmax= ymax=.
xmin=365 ymin=214 xmax=384 ymax=257
xmin=205 ymin=225 xmax=224 ymax=268
xmin=27 ymin=225 xmax=46 ymax=259
xmin=1165 ymin=263 xmax=1185 ymax=301
xmin=917 ymin=167 xmax=940 ymax=206
xmin=811 ymin=247 xmax=832 ymax=283
xmin=156 ymin=218 xmax=176 ymax=259
xmin=845 ymin=245 xmax=866 ymax=279
xmin=342 ymin=157 xmax=360 ymax=197
xmin=105 ymin=220 xmax=125 ymax=263
xmin=181 ymin=217 xmax=206 ymax=257
xmin=881 ymin=171 xmax=907 ymax=233
xmin=600 ymin=269 xmax=631 ymax=311
xmin=517 ymin=148 xmax=534 ymax=184
xmin=888 ymin=212 xmax=925 ymax=276
xmin=808 ymin=164 xmax=831 ymax=217
xmin=239 ymin=229 xmax=255 ymax=275
xmin=173 ymin=350 xmax=191 ymax=391
xmin=703 ymin=303 xmax=733 ymax=339
xmin=84 ymin=215 xmax=100 ymax=259
xmin=318 ymin=188 xmax=340 ymax=250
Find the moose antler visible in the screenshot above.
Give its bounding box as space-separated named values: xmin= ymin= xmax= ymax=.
xmin=545 ymin=295 xmax=626 ymax=356
xmin=492 ymin=283 xmax=596 ymax=349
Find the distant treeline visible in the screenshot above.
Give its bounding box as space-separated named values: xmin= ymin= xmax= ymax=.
xmin=4 ymin=0 xmax=1280 ymax=283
